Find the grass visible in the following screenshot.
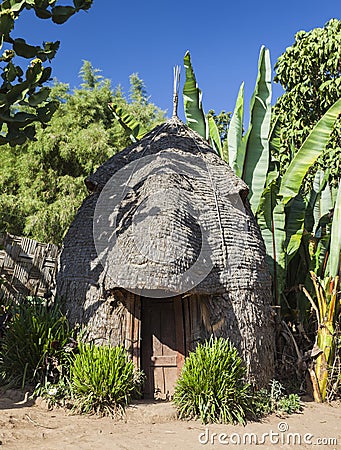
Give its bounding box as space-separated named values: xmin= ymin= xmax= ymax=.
xmin=69 ymin=342 xmax=143 ymax=417
xmin=0 ymin=298 xmax=71 ymax=388
xmin=173 ymin=337 xmax=253 ymax=424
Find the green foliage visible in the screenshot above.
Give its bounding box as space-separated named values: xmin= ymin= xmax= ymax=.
xmin=34 ymin=377 xmax=72 ymax=408
xmin=69 ymin=343 xmax=143 ymax=417
xmin=273 ymin=19 xmax=341 ymax=185
xmin=241 ymin=45 xmax=272 ymax=214
xmin=183 ymin=51 xmax=208 ymax=140
xmin=79 ymin=60 xmax=103 ymax=89
xmin=183 ymin=47 xmax=272 ymax=215
xmin=182 ymin=52 xmax=231 ymax=157
xmin=108 ymin=103 xmax=147 ymax=142
xmin=173 ymin=337 xmax=253 ymax=425
xmin=259 ymin=99 xmax=341 ymax=304
xmin=0 ymin=0 xmax=93 ymax=145
xmin=207 ymin=109 xmax=231 ymax=144
xmin=180 ymin=45 xmax=340 ymax=386
xmin=227 ymin=82 xmax=244 ymax=172
xmin=129 ymin=73 xmax=148 ymax=105
xmin=279 ymin=99 xmax=341 ymax=206
xmin=326 ymin=182 xmax=341 ymax=277
xmin=0 ymin=62 xmax=165 ymax=244
xmin=0 ymin=298 xmax=71 ymax=388
xmin=207 ymin=109 xmax=231 ymax=158
xmin=252 ymin=380 xmax=302 ymax=417
xmin=277 ymin=393 xmax=302 ymax=414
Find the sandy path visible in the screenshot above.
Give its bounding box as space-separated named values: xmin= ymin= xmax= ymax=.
xmin=0 ymin=391 xmax=340 ymax=449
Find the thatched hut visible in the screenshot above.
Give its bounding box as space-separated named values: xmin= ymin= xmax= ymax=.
xmin=56 ymin=115 xmax=275 ymax=398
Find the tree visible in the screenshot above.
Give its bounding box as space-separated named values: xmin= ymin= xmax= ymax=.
xmin=0 ymin=0 xmax=93 ymax=146
xmin=272 ymin=19 xmax=341 ymax=185
xmin=0 ymin=62 xmax=166 ymax=244
xmin=127 ymin=72 xmax=167 ymax=131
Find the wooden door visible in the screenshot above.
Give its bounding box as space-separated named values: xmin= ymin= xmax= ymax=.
xmin=141 ymin=296 xmax=185 ymax=399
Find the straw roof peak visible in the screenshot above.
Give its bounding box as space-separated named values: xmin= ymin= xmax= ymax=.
xmin=172 ymin=65 xmax=181 ymax=118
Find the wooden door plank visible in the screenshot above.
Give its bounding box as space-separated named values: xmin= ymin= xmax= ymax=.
xmin=151 ymin=355 xmax=177 ymax=366
xmin=174 ymin=296 xmax=185 ymax=375
xmin=183 ymin=296 xmax=192 ymax=353
xmin=132 ymin=294 xmax=141 ymax=368
xmin=141 ymin=297 xmax=154 ymax=398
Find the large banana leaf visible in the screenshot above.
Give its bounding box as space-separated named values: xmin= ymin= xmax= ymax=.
xmin=316 ymin=179 xmax=333 ymax=232
xmin=183 ymin=51 xmax=208 ymax=140
xmin=280 ymin=98 xmax=341 ymax=205
xmin=313 ymin=233 xmax=331 ymax=278
xmin=208 ymin=116 xmax=223 ymax=157
xmin=306 ymin=170 xmax=328 ymax=233
xmin=256 ymin=163 xmax=287 ymax=303
xmin=273 ymin=201 xmax=287 ymax=304
xmin=285 ymin=193 xmax=307 ymax=264
xmin=269 ymin=115 xmax=281 ymax=156
xmin=257 ymin=177 xmax=278 ymax=268
xmin=227 ymin=82 xmax=244 ymax=174
xmin=327 ymin=182 xmax=341 ymax=277
xmin=242 ymin=46 xmax=272 ymax=214
xmin=319 ymin=178 xmax=333 ymax=216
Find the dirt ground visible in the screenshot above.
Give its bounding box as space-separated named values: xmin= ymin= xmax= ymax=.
xmin=0 ymin=390 xmax=340 ymax=449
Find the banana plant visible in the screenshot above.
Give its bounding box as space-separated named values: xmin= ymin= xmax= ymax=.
xmin=227 ymin=82 xmax=244 ymax=174
xmin=240 ymin=46 xmax=272 ymax=215
xmin=181 ymin=50 xmax=340 ymax=307
xmin=183 ymin=51 xmax=208 ymax=140
xmin=303 ymin=272 xmax=339 ymax=402
xmin=326 ymin=179 xmax=341 ymax=278
xmin=182 ymin=51 xmax=224 ymax=158
xmin=182 ymin=47 xmax=272 ymax=207
xmin=264 ymin=98 xmax=341 ymax=304
xmin=302 ymin=181 xmax=340 ymax=401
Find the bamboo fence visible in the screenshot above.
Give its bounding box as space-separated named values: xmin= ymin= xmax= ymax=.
xmin=0 ymin=232 xmax=59 ymax=300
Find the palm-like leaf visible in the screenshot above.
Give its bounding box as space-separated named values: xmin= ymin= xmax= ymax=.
xmin=227 ymin=82 xmax=244 ymax=173
xmin=108 ymin=103 xmax=147 ymax=142
xmin=326 ymin=182 xmax=341 ymax=277
xmin=242 ymin=46 xmax=272 ymax=214
xmin=280 ymin=98 xmax=341 ymax=205
xmin=208 ymin=116 xmax=223 ymax=157
xmin=183 ymin=51 xmax=208 ymax=140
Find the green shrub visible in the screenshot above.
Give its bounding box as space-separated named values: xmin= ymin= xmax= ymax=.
xmin=252 ymin=380 xmax=302 ymax=417
xmin=277 ymin=393 xmax=302 ymax=414
xmin=33 ymin=377 xmax=71 ymax=407
xmin=0 ymin=298 xmax=71 ymax=388
xmin=173 ymin=337 xmax=253 ymax=424
xmin=69 ymin=343 xmax=142 ymax=417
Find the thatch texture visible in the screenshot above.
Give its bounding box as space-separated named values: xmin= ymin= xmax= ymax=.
xmin=57 ymin=116 xmax=275 ymax=387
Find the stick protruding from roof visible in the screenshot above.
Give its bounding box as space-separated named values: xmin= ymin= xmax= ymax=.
xmin=172 ymin=65 xmax=181 ymax=118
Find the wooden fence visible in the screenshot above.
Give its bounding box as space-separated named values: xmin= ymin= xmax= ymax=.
xmin=0 ymin=233 xmax=59 ymax=300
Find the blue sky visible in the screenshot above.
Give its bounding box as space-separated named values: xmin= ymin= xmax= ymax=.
xmin=17 ymin=1 xmax=340 ymax=119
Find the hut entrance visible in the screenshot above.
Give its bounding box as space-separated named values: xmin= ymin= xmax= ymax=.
xmin=141 ymin=296 xmax=185 ymax=399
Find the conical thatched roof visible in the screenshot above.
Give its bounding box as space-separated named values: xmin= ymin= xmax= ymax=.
xmin=65 ymin=116 xmax=269 ymax=298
